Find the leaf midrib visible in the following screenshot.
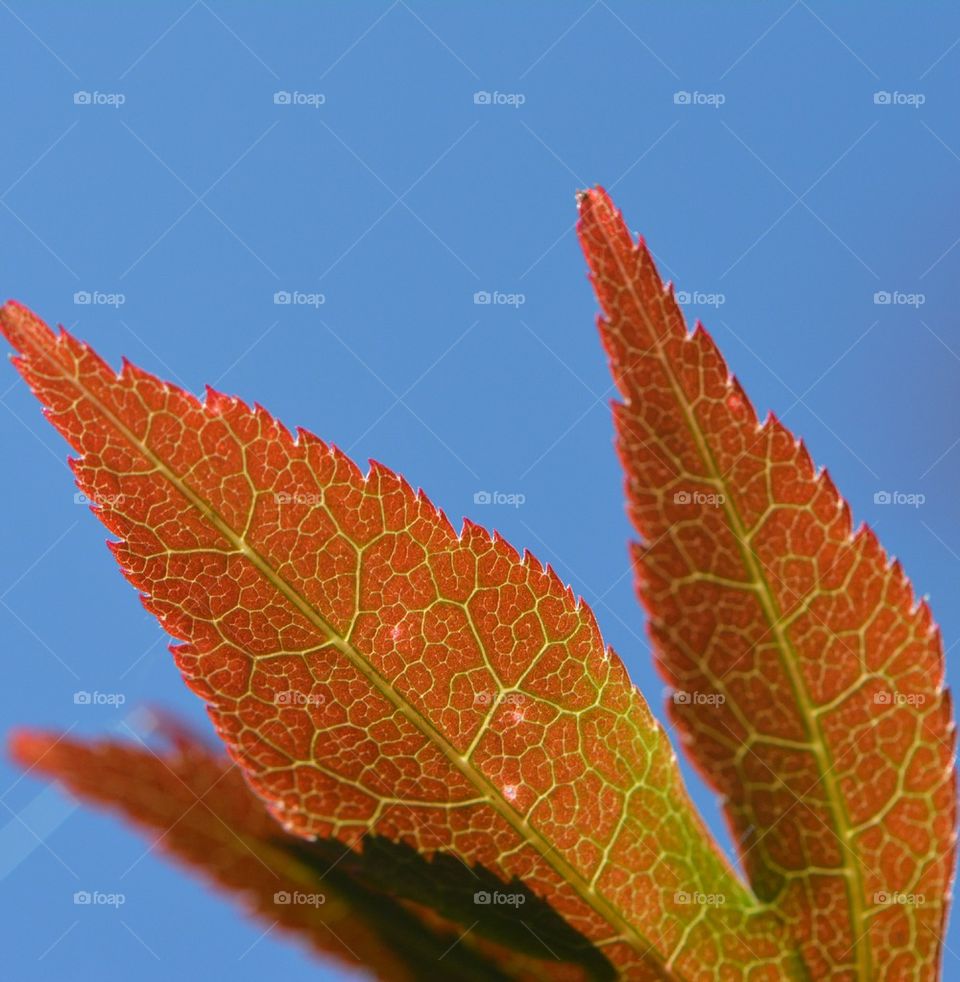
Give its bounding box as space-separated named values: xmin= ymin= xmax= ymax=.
xmin=601 ymin=227 xmax=868 ymax=978
xmin=38 ymin=341 xmax=680 ymax=979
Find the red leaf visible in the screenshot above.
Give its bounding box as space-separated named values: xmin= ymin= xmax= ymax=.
xmin=0 ymin=301 xmax=797 ymax=978
xmin=577 ymin=186 xmax=957 ymax=979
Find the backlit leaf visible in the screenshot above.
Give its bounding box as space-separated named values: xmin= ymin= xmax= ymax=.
xmin=577 ymin=187 xmax=957 ymax=980
xmin=0 ymin=302 xmax=799 ymax=979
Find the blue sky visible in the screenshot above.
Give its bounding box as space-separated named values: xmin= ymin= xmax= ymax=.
xmin=1 ymin=3 xmax=958 ymax=979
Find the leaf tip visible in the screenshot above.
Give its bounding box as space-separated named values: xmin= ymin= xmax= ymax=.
xmin=8 ymin=728 xmax=58 ymax=770
xmin=0 ymin=300 xmax=58 ymax=358
xmin=576 ymin=185 xmax=633 ymax=248
xmin=575 ymin=184 xmax=613 ymax=213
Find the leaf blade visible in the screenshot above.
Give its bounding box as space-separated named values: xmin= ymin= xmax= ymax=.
xmin=1 ymin=301 xmax=796 ymax=979
xmin=577 ymin=187 xmax=957 ymax=980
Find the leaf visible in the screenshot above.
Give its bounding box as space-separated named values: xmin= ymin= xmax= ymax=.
xmin=576 ymin=187 xmax=957 ymax=980
xmin=0 ymin=301 xmax=798 ymax=979
xmin=10 ymin=717 xmax=534 ymax=981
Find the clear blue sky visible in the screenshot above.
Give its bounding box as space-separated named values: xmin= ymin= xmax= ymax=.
xmin=1 ymin=3 xmax=958 ymax=979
